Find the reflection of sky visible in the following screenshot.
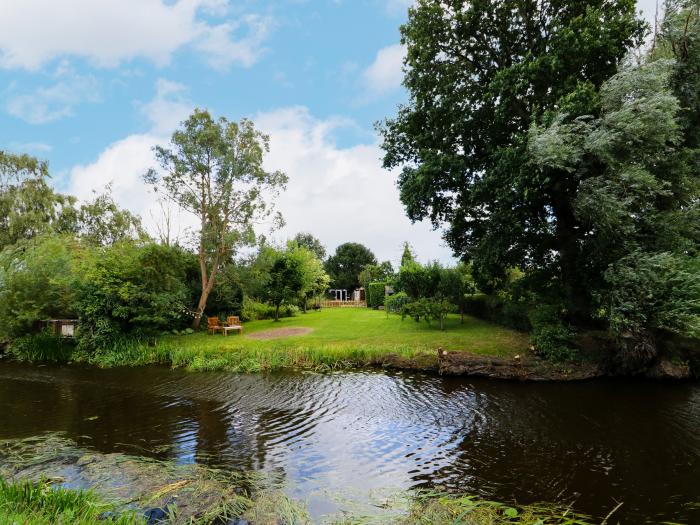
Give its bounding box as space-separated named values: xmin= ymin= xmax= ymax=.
xmin=1 ymin=365 xmax=698 ymax=523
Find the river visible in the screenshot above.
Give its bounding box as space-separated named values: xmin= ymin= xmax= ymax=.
xmin=0 ymin=362 xmax=697 ymax=523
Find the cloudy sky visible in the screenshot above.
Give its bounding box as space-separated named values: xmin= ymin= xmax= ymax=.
xmin=0 ymin=0 xmax=658 ymax=265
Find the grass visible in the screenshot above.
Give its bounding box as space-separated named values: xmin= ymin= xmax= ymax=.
xmin=5 ymin=308 xmax=529 ymax=373
xmin=86 ymin=308 xmax=529 ymax=372
xmin=0 ymin=478 xmax=143 ymax=525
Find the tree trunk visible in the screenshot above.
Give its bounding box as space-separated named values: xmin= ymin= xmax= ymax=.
xmin=192 ymin=251 xmax=220 ymax=330
xmin=275 ymin=303 xmax=280 ymax=322
xmin=551 ymin=183 xmax=589 ymax=324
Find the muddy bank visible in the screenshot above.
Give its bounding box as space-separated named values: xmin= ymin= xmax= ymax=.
xmin=381 ymin=348 xmax=696 ymax=381
xmin=380 ymin=351 xmax=605 ymax=381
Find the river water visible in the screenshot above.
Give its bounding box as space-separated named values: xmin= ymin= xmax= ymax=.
xmin=0 ymin=362 xmax=698 ymax=523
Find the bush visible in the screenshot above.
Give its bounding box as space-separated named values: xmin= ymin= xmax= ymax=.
xmin=529 ymin=305 xmax=577 ymax=362
xmin=385 ymin=291 xmax=410 ymax=314
xmin=463 ymin=294 xmax=531 ymax=331
xmin=8 ymin=331 xmax=76 ymax=364
xmin=240 ymin=297 xmax=298 ymax=322
xmin=73 ymin=242 xmax=193 ymax=350
xmin=367 ymin=282 xmax=386 ymax=309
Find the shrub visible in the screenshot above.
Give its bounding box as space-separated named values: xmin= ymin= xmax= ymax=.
xmin=529 ymin=305 xmax=577 ymax=362
xmin=8 ymin=331 xmax=76 ymax=364
xmin=73 ymin=242 xmax=193 ymax=350
xmin=385 ymin=291 xmax=410 ymax=314
xmin=367 ymin=282 xmax=386 ymax=309
xmin=241 ymin=297 xmax=298 ymax=322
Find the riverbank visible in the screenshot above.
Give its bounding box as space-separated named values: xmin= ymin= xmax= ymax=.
xmin=0 ymin=434 xmax=602 ymax=524
xmin=3 ymin=308 xmax=695 ymax=380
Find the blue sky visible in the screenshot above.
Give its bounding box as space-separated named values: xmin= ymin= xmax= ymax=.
xmin=0 ymin=0 xmax=657 ymax=265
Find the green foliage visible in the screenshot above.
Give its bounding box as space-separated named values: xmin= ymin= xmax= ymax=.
xmin=0 ymin=478 xmax=142 ymax=525
xmin=75 ymin=188 xmax=146 ymax=246
xmin=0 ymin=151 xmax=77 ymax=250
xmin=324 ymin=242 xmax=377 ymax=292
xmin=366 ymin=281 xmax=387 ymax=309
xmin=145 ymin=108 xmax=288 ymax=328
xmin=358 ymin=261 xmax=394 ymax=291
xmin=291 ymin=232 xmax=326 ymax=260
xmin=73 ymin=242 xmax=193 ymax=349
xmin=241 ymin=297 xmax=298 ymax=322
xmin=463 ymin=294 xmax=531 ymax=332
xmin=288 ymin=242 xmax=330 ymax=312
xmin=384 ymin=291 xmax=410 ymax=315
xmin=264 ymin=249 xmax=306 ymax=321
xmin=400 ymin=241 xmax=415 ymax=268
xmin=604 ymin=252 xmax=700 ymax=339
xmin=381 ymin=0 xmax=646 ymax=321
xmin=0 ymin=235 xmax=77 ymax=340
xmin=8 ymin=331 xmax=76 ymax=364
xmin=529 ymin=305 xmax=578 ymax=362
xmin=401 ymin=298 xmax=455 ymax=330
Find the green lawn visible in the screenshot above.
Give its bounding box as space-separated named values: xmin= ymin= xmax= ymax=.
xmin=86 ymin=308 xmax=528 ymax=372
xmin=191 ymin=308 xmax=526 ymax=356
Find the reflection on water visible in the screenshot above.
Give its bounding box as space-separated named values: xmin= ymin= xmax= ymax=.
xmin=0 ymin=362 xmax=698 ymax=523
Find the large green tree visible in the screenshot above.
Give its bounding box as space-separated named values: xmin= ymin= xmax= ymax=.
xmin=146 ymin=109 xmax=288 ymax=329
xmin=324 ymin=242 xmax=377 ymax=292
xmin=380 ymin=0 xmax=646 ymax=321
xmin=0 ymin=151 xmax=77 ymax=249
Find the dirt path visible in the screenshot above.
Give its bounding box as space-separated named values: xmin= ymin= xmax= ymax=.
xmin=247 ymin=327 xmax=314 ymax=340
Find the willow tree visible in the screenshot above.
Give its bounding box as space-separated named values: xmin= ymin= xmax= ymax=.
xmin=146 ymin=109 xmax=287 ymax=329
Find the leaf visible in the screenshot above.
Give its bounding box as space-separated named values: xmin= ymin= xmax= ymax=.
xmin=504 ymin=507 xmax=519 ymax=518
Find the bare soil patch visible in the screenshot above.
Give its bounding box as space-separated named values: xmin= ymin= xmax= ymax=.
xmin=247 ymin=327 xmax=314 ymax=340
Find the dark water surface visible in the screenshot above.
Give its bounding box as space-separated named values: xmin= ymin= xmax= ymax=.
xmin=0 ymin=362 xmax=698 ymax=523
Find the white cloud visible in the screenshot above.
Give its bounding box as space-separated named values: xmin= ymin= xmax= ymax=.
xmin=5 ymin=64 xmax=100 ymax=124
xmin=255 ymin=106 xmax=453 ymax=264
xmin=138 ymin=79 xmax=194 ymax=135
xmin=65 ymin=101 xmax=452 ymax=264
xmin=0 ymin=0 xmax=272 ymax=71
xmin=6 ymin=142 xmax=53 ymax=153
xmin=67 ymin=79 xmax=196 ymax=244
xmin=362 ymin=44 xmax=406 ymax=97
xmin=195 ymin=15 xmax=273 ymax=71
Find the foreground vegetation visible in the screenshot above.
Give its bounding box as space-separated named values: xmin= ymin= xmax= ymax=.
xmin=0 ymin=479 xmax=602 ymax=525
xmin=7 ymin=308 xmax=528 ymax=373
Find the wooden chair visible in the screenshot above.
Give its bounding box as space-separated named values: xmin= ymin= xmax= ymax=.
xmin=207 ymin=316 xmax=224 ymax=335
xmin=223 ymin=316 xmax=243 ymax=336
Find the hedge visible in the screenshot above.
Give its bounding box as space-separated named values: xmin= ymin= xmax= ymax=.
xmin=367 ymin=282 xmax=387 ymax=309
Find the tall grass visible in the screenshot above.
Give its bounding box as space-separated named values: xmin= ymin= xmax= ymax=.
xmin=82 ymin=338 xmax=434 ymax=373
xmin=0 ymin=478 xmax=143 ymax=524
xmin=7 ymin=331 xmax=76 ymax=364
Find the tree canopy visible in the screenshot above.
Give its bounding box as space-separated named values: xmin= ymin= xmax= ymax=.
xmin=324 ymin=242 xmax=377 ymax=292
xmin=380 ymin=0 xmax=647 ymax=320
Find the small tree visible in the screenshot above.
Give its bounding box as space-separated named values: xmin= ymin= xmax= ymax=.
xmin=146 ymin=109 xmax=287 ymax=329
xmin=265 ymin=250 xmax=305 ymax=321
xmin=289 ymin=243 xmax=330 ymax=312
